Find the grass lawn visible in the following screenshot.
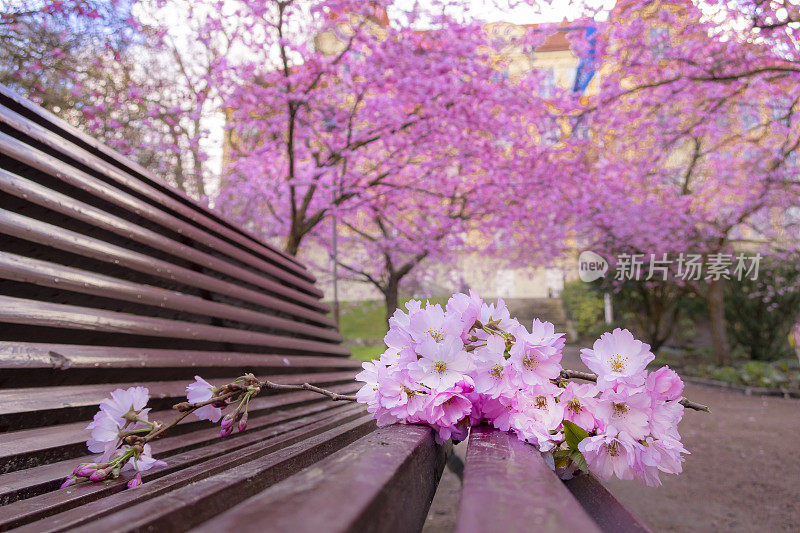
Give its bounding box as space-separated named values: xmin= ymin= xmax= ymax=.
xmin=337 ymin=297 xmax=449 ymax=361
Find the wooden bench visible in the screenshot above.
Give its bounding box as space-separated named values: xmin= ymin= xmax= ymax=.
xmin=0 ymin=85 xmax=648 ymax=532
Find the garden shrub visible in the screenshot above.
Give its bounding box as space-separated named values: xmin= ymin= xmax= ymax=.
xmin=561 ymin=280 xmax=605 ymax=338
xmin=725 ymin=252 xmax=800 ymax=361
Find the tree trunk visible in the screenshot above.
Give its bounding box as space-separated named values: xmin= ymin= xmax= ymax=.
xmin=283 ymin=232 xmax=302 ymax=256
xmin=707 ymin=278 xmax=731 ymax=365
xmin=384 ymin=276 xmax=400 ymax=328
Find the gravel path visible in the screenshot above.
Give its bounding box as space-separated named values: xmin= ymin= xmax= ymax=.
xmin=604 ymin=381 xmax=800 ymax=531
xmin=423 ymin=347 xmax=800 ymax=532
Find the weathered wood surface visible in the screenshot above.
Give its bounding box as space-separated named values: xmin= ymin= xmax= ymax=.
xmin=0 ymin=88 xmax=311 ymax=284
xmin=455 ymin=425 xmax=602 ymax=533
xmin=194 ymin=424 xmax=447 ymax=533
xmin=564 ymin=473 xmax=654 ymax=533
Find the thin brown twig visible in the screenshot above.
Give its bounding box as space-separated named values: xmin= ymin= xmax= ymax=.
xmin=135 ymin=390 xmax=242 ymax=444
xmin=559 ymin=369 xmax=711 ymax=413
xmin=261 ymin=381 xmax=358 ymax=402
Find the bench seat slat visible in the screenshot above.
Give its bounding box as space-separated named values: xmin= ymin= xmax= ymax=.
xmin=0 ymin=384 xmax=359 ymax=474
xmin=2 ymin=407 xmax=371 ymax=532
xmin=192 ymin=424 xmax=447 ymax=533
xmin=0 ymin=296 xmax=349 ymax=356
xmin=15 ymin=415 xmax=377 ymax=533
xmin=564 ymin=474 xmax=653 ymax=532
xmin=0 ymin=86 xmax=312 ymax=283
xmin=455 ymin=426 xmax=601 ymax=533
xmin=0 ymin=401 xmax=361 ymax=506
xmin=0 ymin=251 xmax=341 ymax=342
xmin=0 ymin=371 xmax=355 ymax=418
xmin=0 ymin=343 xmax=360 ymax=371
xmin=0 ymin=206 xmax=333 ymax=324
xmin=0 ymin=108 xmax=320 ymax=294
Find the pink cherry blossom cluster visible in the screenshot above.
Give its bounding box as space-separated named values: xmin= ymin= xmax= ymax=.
xmin=62 ymin=387 xmax=165 ymax=489
xmin=63 ymin=376 xmax=259 ymax=490
xmin=356 ymin=291 xmax=690 ymax=486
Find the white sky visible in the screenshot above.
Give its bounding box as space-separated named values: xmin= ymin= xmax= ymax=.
xmin=459 ymin=0 xmax=601 ymax=23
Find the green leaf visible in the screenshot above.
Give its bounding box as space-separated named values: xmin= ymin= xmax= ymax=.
xmin=552 ymin=448 xmax=571 ymax=460
xmin=570 ymin=450 xmax=590 ymax=474
xmin=562 ymin=420 xmax=589 ymax=451
xmin=552 ymin=449 xmax=570 ymax=469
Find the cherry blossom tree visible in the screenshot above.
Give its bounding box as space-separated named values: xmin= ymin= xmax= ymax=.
xmin=1 ymin=0 xmax=225 ymax=198
xmin=0 ymin=0 xmax=137 ymax=115
xmin=214 ymin=1 xmax=572 ymax=260
xmin=560 ymin=0 xmax=800 ymax=363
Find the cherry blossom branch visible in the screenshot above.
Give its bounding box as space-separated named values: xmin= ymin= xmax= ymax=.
xmin=559 ymin=369 xmax=711 ymax=413
xmin=63 ymin=376 xmax=358 ymax=489
xmin=141 ymin=377 xmax=356 ymax=445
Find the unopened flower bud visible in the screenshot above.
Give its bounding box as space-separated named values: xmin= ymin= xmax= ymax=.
xmin=220 ymin=414 xmax=234 ymax=438
xmin=127 ymin=473 xmax=143 ymax=489
xmin=89 ymin=468 xmax=111 ymax=482
xmin=61 ymin=475 xmax=78 ymax=489
xmin=212 ymin=401 xmax=228 ymax=409
xmin=238 ymin=412 xmax=248 ymax=433
xmin=73 ymin=463 xmax=96 ymax=478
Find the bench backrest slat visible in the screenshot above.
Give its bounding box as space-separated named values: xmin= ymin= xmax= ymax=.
xmin=0 ymin=87 xmax=311 ymax=281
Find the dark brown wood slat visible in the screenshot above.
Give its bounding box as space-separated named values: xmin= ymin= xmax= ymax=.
xmin=193 ymin=424 xmax=447 ymax=533
xmin=0 ymin=342 xmax=360 ymax=371
xmin=0 ymin=85 xmax=309 ymax=277
xmin=0 ymin=400 xmax=361 ymax=505
xmin=0 ymin=371 xmax=354 ymax=420
xmin=0 ymin=166 xmax=328 ymax=313
xmin=564 ymin=474 xmax=653 ymax=533
xmin=11 ymin=415 xmax=376 ymax=533
xmin=0 ymin=208 xmax=335 ymax=326
xmin=0 ymin=251 xmax=341 ymax=342
xmin=1 ymin=406 xmax=370 ymax=531
xmin=0 ymin=125 xmax=320 ymax=298
xmin=0 ymin=92 xmax=314 ymax=284
xmin=455 ymin=426 xmax=601 ymax=533
xmin=0 ymin=296 xmax=348 ymax=357
xmin=0 ymin=384 xmax=359 ymax=475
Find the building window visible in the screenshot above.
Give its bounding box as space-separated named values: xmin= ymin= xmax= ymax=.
xmin=738 ymin=103 xmax=760 ymax=131
xmin=770 ymin=97 xmax=793 ymax=127
xmin=539 ymin=67 xmax=556 ymax=98
xmin=541 ymin=118 xmax=560 ymax=145
xmin=572 ymin=117 xmax=590 ymax=140
xmin=787 ymin=151 xmax=799 ymax=174
xmin=648 ymin=28 xmax=670 ymax=59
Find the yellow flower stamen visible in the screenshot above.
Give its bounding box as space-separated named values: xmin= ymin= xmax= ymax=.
xmin=427 ymin=329 xmax=444 ymax=342
xmin=522 ymin=354 xmax=538 ymax=370
xmin=612 ymin=402 xmax=629 ymax=416
xmin=567 ymin=399 xmax=582 ymax=414
xmin=610 ymin=354 xmax=628 ymax=373
xmin=607 ymin=441 xmax=620 ymax=457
